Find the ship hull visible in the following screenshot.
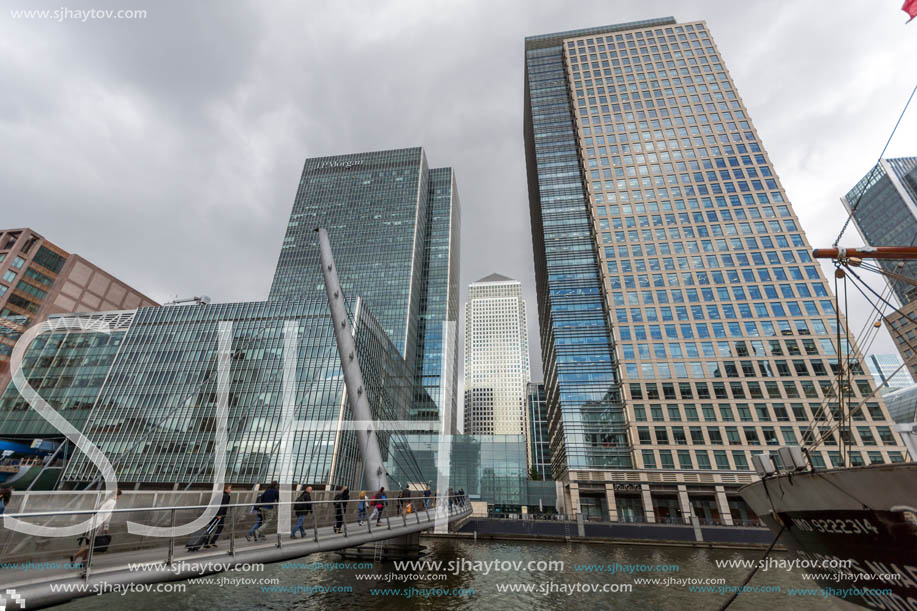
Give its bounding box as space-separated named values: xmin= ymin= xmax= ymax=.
xmin=741 ymin=463 xmax=917 ymax=609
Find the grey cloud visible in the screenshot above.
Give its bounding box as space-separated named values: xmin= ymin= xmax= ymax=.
xmin=1 ymin=0 xmax=915 ymax=387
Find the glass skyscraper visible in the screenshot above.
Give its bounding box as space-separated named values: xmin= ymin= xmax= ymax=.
xmin=268 ymin=148 xmax=460 ymax=429
xmin=1 ymin=147 xmax=460 ymax=488
xmin=414 ymin=168 xmax=461 ymax=429
xmin=525 ymin=18 xmax=907 ymax=524
xmin=844 ymin=157 xmax=917 ymax=379
xmin=843 ymin=157 xmax=917 ymax=306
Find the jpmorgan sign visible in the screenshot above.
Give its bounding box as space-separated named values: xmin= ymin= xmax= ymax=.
xmin=315 ymin=160 xmax=363 ymax=170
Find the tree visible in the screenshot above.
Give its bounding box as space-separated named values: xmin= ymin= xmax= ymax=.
xmin=529 ymin=466 xmax=542 ymax=481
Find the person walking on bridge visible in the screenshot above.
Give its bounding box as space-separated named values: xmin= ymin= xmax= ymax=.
xmin=248 ymin=480 xmax=278 ymax=541
xmin=357 ymin=490 xmax=368 ymax=525
xmin=333 ymin=486 xmax=349 ymax=533
xmin=72 ymin=488 xmax=121 ymax=565
xmin=369 ymin=487 xmax=386 ymax=526
xmin=292 ymin=485 xmax=312 ymax=538
xmin=204 ymin=484 xmax=231 ymax=548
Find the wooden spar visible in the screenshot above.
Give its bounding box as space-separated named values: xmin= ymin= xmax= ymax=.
xmin=813 ymin=246 xmax=917 ymax=260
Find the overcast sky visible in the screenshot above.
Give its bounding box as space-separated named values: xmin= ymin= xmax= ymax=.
xmin=3 ymin=1 xmax=916 ymax=391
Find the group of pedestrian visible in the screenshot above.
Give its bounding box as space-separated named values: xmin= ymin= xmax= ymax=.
xmin=447 ymin=487 xmax=466 ymax=510
xmin=60 ymin=478 xmax=456 ymax=567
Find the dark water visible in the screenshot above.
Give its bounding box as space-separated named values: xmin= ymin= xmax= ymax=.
xmin=60 ymin=538 xmax=841 ymax=610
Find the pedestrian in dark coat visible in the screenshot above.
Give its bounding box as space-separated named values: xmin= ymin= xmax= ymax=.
xmin=333 ymin=486 xmax=349 ymax=533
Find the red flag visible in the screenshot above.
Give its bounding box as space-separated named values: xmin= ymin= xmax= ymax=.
xmin=904 ymin=0 xmax=917 ymax=21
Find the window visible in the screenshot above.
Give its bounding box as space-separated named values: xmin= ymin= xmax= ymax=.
xmin=877 ymin=427 xmax=895 ymax=444
xmin=2 ymin=270 xmax=15 ymax=283
xmin=732 ymin=451 xmax=749 ymax=470
xmin=642 ymin=450 xmax=657 ymax=469
xmin=714 ymin=451 xmax=730 ymax=469
xmin=708 ymin=428 xmax=724 ymax=445
xmin=678 ymin=450 xmax=693 ymax=469
xmin=744 ymin=427 xmax=759 ymax=444
xmin=695 ymin=450 xmax=712 ymax=469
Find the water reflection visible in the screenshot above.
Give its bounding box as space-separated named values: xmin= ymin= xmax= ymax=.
xmin=59 ymin=539 xmax=839 ymax=610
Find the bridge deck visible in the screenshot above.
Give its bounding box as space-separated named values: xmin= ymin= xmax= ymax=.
xmin=3 ymin=503 xmax=471 ymax=610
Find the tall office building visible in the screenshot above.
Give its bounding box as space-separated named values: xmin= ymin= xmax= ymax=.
xmin=0 ymin=228 xmax=156 ymax=395
xmin=268 ymin=148 xmax=460 ymax=429
xmin=3 ymin=147 xmax=459 ymax=488
xmin=843 ymin=158 xmax=917 ymax=305
xmin=415 ymin=168 xmax=461 ymax=430
xmin=843 ymin=157 xmax=917 ymax=379
xmin=865 ymin=353 xmax=914 ymax=396
xmin=463 ymin=274 xmax=530 ymax=435
xmin=525 ymin=18 xmax=907 ymax=523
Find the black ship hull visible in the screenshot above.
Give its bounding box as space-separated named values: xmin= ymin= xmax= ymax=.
xmin=741 ymin=463 xmax=917 ymax=610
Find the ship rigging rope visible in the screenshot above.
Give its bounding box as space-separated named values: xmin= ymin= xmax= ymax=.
xmin=796 ymin=266 xmax=895 ymax=447
xmin=834 ymin=81 xmax=917 ymax=247
xmin=800 ymin=262 xmax=912 ymax=454
xmin=847 ymin=268 xmax=894 ymax=355
xmin=798 ymin=273 xmax=857 ymax=453
xmin=802 ymin=267 xmax=917 ymax=454
xmin=845 ymin=264 xmax=917 ymax=357
xmin=862 ymin=261 xmax=917 ymax=289
xmin=717 ymin=524 xmax=785 ymax=611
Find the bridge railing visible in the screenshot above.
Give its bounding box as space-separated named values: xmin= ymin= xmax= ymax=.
xmin=0 ymin=493 xmax=469 ymax=576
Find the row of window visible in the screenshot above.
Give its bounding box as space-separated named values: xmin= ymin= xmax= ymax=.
xmin=639 ymin=447 xmax=905 ymax=471
xmin=623 ymin=337 xmax=842 ymax=359
xmin=635 ymin=424 xmax=896 ymax=447
xmin=627 ymin=375 xmax=862 ymax=399
xmin=628 ymin=399 xmax=884 ymax=423
xmin=616 ymin=319 xmax=833 ymax=344
xmin=608 ymin=262 xmax=815 ymax=287
xmin=613 ymin=282 xmax=827 ymax=307
xmin=614 ymin=303 xmax=834 ymax=328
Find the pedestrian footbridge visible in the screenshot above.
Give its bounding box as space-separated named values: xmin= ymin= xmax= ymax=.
xmin=0 ymin=494 xmax=471 ymax=610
